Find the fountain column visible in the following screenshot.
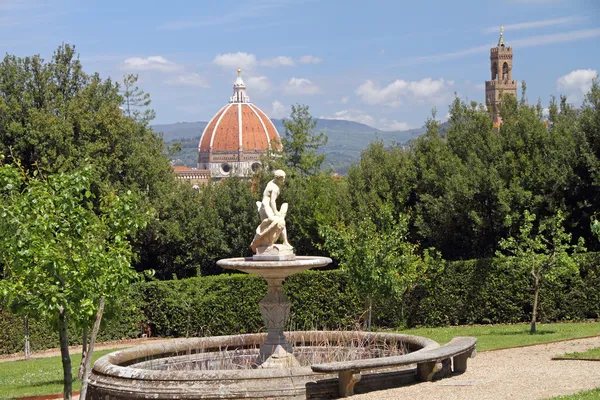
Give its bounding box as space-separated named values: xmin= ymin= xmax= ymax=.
xmin=259 ymin=277 xmax=292 ymax=360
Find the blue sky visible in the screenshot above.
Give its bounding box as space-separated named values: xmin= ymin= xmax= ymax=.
xmin=1 ymin=0 xmax=599 ymax=129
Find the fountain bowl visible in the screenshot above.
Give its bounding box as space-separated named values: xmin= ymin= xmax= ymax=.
xmin=86 ymin=330 xmax=440 ymax=399
xmin=217 ymin=256 xmax=332 ymax=279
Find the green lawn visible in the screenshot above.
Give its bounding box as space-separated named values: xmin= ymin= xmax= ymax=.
xmin=398 ymin=321 xmax=600 ymax=351
xmin=550 ymin=388 xmax=600 ymax=399
xmin=0 ymin=348 xmax=116 ymax=399
xmin=555 ymin=347 xmax=600 ymax=360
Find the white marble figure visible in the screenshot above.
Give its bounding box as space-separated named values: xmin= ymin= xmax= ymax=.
xmin=250 ymin=170 xmax=293 ymax=257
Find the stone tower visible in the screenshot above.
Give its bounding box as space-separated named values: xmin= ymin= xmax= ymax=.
xmin=485 ymin=27 xmax=517 ymax=127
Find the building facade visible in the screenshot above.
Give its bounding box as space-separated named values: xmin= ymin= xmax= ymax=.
xmin=485 ymin=27 xmax=517 ymax=127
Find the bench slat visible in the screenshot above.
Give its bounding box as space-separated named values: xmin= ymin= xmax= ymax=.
xmin=311 ymin=336 xmax=476 ymax=373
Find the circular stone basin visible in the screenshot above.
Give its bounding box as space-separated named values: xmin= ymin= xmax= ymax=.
xmin=87 ymin=331 xmax=440 ymax=399
xmin=216 ymin=256 xmax=333 ymax=278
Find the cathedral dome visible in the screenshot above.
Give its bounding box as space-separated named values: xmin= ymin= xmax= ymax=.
xmin=198 ymin=69 xmax=281 ymax=178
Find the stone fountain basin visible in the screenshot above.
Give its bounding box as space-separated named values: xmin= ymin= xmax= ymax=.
xmin=87 ymin=331 xmax=440 ymax=399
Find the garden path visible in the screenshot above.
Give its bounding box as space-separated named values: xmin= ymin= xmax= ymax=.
xmin=356 ymin=336 xmax=600 ymax=400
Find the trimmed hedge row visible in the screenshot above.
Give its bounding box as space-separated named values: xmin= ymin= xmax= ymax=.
xmin=2 ymin=254 xmax=599 ymax=355
xmin=0 ymin=293 xmax=143 ymax=355
xmin=404 ymin=253 xmax=600 ymax=326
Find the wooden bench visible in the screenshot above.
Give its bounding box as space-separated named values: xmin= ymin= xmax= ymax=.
xmin=311 ymin=336 xmax=477 ymax=397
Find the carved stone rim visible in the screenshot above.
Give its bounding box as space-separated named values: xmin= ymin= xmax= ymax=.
xmin=91 ymin=331 xmax=439 ymax=381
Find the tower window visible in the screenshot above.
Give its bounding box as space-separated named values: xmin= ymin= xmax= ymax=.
xmin=502 ymin=62 xmax=509 ymax=81
xmin=492 ymin=63 xmax=498 ymax=80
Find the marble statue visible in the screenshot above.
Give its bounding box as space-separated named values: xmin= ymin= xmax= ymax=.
xmin=250 ymin=170 xmax=294 ymax=259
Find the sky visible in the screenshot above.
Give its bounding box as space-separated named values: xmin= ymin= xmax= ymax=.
xmin=1 ymin=0 xmax=599 ymax=129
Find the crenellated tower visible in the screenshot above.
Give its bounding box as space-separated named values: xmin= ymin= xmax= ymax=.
xmin=485 ymin=27 xmax=517 ymax=127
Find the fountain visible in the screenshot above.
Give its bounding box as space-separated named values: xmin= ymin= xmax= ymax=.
xmin=86 ymin=170 xmax=454 ymax=399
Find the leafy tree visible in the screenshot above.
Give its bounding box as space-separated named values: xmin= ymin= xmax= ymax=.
xmin=121 ymin=73 xmax=156 ymax=123
xmin=0 ymin=44 xmax=174 ymax=200
xmin=281 ymin=104 xmax=328 ymax=176
xmin=0 ymin=162 xmax=150 ymax=399
xmin=321 ymin=203 xmax=442 ymax=330
xmin=495 ymin=210 xmax=584 ymax=333
xmin=347 ymin=140 xmax=417 ymax=223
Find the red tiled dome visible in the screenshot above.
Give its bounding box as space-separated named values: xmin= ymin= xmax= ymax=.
xmin=198 ymin=70 xmax=281 ymax=162
xmin=199 ymin=102 xmax=281 ymax=154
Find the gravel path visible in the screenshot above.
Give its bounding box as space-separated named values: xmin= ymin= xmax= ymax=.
xmin=355 ymin=336 xmax=600 ymax=400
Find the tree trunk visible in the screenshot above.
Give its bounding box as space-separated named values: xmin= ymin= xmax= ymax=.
xmin=79 ymin=296 xmax=105 ymax=400
xmin=24 ymin=316 xmax=30 ymax=360
xmin=531 ymin=278 xmax=540 ymax=334
xmin=366 ymin=297 xmax=372 ymax=331
xmin=59 ymin=309 xmax=73 ymax=400
xmin=78 ymin=326 xmax=89 ymax=380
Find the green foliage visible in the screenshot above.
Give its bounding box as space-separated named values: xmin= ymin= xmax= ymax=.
xmin=0 ymin=163 xmax=150 ymax=397
xmin=120 ymin=73 xmax=155 ymax=123
xmin=0 ymin=347 xmax=118 ymax=399
xmin=0 ymin=164 xmax=149 ymax=326
xmin=496 ymin=210 xmax=584 ymax=332
xmin=137 ymin=177 xmax=257 ymax=278
xmin=404 ymin=252 xmax=600 ymax=327
xmin=0 ymin=293 xmax=142 ymax=355
xmin=140 ymin=270 xmax=365 ymax=337
xmin=2 ymin=253 xmax=600 ymax=355
xmin=281 ymin=104 xmax=328 ymax=176
xmin=322 ymin=205 xmax=438 ymax=299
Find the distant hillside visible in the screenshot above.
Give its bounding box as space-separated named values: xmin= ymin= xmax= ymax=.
xmin=154 ymin=119 xmax=427 ymax=173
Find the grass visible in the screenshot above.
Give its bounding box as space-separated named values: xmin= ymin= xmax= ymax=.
xmin=0 ymin=348 xmax=117 ymax=399
xmin=550 ymin=388 xmax=600 ymax=399
xmin=398 ymin=321 xmax=600 ymax=351
xmin=1 ymin=321 xmax=599 ymax=399
xmin=554 ymin=347 xmax=600 ymax=360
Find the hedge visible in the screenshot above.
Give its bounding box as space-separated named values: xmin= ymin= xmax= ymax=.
xmin=404 ymin=252 xmax=600 ymax=327
xmin=1 ymin=253 xmax=599 ymax=355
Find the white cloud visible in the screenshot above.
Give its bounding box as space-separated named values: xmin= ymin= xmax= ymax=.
xmin=484 ymin=16 xmax=584 ymax=34
xmin=283 ymin=77 xmax=321 ymax=95
xmin=511 ymin=28 xmax=600 ymax=48
xmin=321 ymin=110 xmax=413 ymax=131
xmin=298 ymin=55 xmax=323 ymax=64
xmin=321 ymin=110 xmax=377 ymax=127
xmin=557 ymin=69 xmax=598 ymax=104
xmin=164 ymin=73 xmax=209 ymax=88
xmin=379 ymin=119 xmax=413 ymax=131
xmin=395 ymin=28 xmax=600 ymax=66
xmin=271 ymin=100 xmax=287 ymax=119
xmin=247 ymin=76 xmax=271 ymax=93
xmin=121 ymin=56 xmax=182 ymax=72
xmin=356 ymin=78 xmax=454 ymax=107
xmin=213 ymin=52 xmax=257 ymax=70
xmin=327 ymin=96 xmax=350 ymax=105
xmin=261 ymin=56 xmax=295 ymax=67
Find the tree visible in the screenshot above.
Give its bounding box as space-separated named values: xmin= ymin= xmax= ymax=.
xmin=321 ymin=203 xmax=442 ymax=330
xmin=281 ymin=104 xmax=328 ymax=176
xmin=0 ymin=162 xmax=150 ymax=399
xmin=121 ymin=73 xmax=156 ymax=123
xmin=495 ymin=210 xmax=584 ymax=333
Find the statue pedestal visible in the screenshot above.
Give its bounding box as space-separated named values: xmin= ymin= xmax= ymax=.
xmin=253 ymin=244 xmax=295 ymax=261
